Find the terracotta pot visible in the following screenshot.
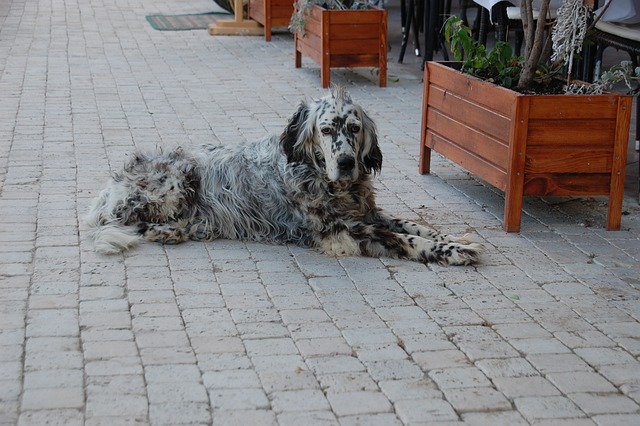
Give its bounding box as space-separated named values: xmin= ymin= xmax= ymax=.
xmin=420 ymin=61 xmax=632 ymax=232
xmin=294 ymin=5 xmax=387 ymax=88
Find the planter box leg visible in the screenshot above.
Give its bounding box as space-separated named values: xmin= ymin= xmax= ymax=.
xmin=607 ymin=96 xmax=633 ymax=230
xmin=419 ymin=146 xmax=431 ymax=174
xmin=378 ymin=59 xmax=386 ymax=87
xmin=503 ymin=189 xmax=523 ymax=232
xmin=321 ymin=54 xmax=330 ymax=88
xmin=607 ymin=178 xmax=624 ymax=230
xmin=295 ymin=46 xmax=301 ymax=68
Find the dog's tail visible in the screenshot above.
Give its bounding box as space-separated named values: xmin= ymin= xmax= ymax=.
xmin=84 ymin=192 xmax=140 ymax=255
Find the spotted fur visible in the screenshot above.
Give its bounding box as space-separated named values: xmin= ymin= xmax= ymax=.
xmin=85 ymin=88 xmax=483 ymax=265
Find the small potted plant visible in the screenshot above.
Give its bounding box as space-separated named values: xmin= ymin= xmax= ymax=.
xmin=420 ymin=0 xmax=639 ymax=232
xmin=290 ymin=0 xmax=387 ymax=88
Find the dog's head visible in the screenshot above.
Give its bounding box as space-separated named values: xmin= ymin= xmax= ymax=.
xmin=280 ymin=87 xmax=382 ymax=182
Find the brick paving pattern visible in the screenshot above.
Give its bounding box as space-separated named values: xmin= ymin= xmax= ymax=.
xmin=1 ymin=0 xmax=639 ymax=424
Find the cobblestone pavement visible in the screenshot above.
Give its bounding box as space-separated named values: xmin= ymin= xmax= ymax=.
xmin=1 ymin=0 xmax=640 ymax=424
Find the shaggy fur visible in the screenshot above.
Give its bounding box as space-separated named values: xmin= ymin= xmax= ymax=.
xmin=86 ymin=88 xmax=482 ymax=265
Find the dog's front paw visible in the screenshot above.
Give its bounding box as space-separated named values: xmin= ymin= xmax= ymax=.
xmin=425 ymin=241 xmax=484 ymax=266
xmin=320 ymin=232 xmax=360 ymax=257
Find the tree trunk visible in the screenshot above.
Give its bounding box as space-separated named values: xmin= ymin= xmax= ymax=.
xmin=517 ymin=0 xmax=551 ymax=90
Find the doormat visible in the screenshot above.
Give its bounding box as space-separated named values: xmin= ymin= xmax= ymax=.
xmin=145 ymin=11 xmax=231 ymax=31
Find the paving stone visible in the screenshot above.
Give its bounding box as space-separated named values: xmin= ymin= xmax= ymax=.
xmin=18 ymin=409 xmax=85 ymax=426
xmin=379 ymin=378 xmax=442 ymax=402
xmin=21 ymin=388 xmax=84 ymax=410
xmin=271 ymin=389 xmax=331 ymax=413
xmin=365 ymin=358 xmax=424 ymax=381
xmin=259 ymin=370 xmax=320 ymax=393
xmin=148 ymin=401 xmax=211 ymax=425
xmin=591 ymin=414 xmax=640 ymax=425
xmin=295 ymin=336 xmax=353 ymax=357
xmin=326 ymin=391 xmax=392 ymax=416
xmin=574 ymin=347 xmax=638 ymax=367
xmin=429 ymin=367 xmax=492 ymax=389
xmin=338 ymin=413 xmax=403 ymax=426
xmin=461 ymin=411 xmax=529 ymax=426
xmin=411 ymin=350 xmax=472 ymax=370
xmin=442 ymin=387 xmax=512 ymax=413
xmin=394 ymin=398 xmax=459 ymax=423
xmin=276 ymin=411 xmax=339 ymax=426
xmin=203 ymin=369 xmax=262 ymax=389
xmin=85 ymin=394 xmax=149 ymax=418
xmin=527 ymin=353 xmax=594 ymax=374
xmin=493 ymin=376 xmax=562 ymax=398
xmin=547 ymin=371 xmax=618 ymax=394
xmin=475 ymin=357 xmax=538 ymax=378
xmin=514 ymin=396 xmax=585 ymax=422
xmin=569 ymin=392 xmax=640 ymax=415
xmin=306 ymin=356 xmax=366 ymax=375
xmin=209 ymin=388 xmax=270 ymax=410
xmin=211 ymin=409 xmax=278 ymax=426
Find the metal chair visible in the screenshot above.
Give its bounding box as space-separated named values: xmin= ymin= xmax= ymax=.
xmin=591 ymin=20 xmax=640 ymax=202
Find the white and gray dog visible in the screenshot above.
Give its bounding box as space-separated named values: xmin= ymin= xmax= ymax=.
xmin=86 ymin=88 xmax=482 ymax=265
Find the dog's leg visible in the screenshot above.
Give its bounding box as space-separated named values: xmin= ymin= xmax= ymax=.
xmin=137 ymin=219 xmax=215 ymax=245
xmin=318 ymin=225 xmax=481 ymax=265
xmin=371 ymin=210 xmax=476 ymax=244
xmin=137 ymin=222 xmax=189 ymax=245
xmin=365 ymin=232 xmax=482 ymax=266
xmin=348 ymin=225 xmax=482 ymax=266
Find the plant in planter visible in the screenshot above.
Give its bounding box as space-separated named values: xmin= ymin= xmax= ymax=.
xmin=289 ymin=0 xmax=387 ymax=88
xmin=420 ymin=0 xmax=639 ymax=232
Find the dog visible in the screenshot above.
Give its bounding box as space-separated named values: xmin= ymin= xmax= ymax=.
xmin=85 ymin=88 xmax=482 ymax=265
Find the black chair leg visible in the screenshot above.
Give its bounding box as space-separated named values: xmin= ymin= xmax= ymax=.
xmin=398 ymin=0 xmax=414 ymax=63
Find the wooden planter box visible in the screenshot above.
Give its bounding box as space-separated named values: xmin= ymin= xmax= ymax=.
xmin=294 ymin=5 xmax=387 ymax=88
xmin=248 ymin=0 xmax=294 ymax=41
xmin=420 ymin=61 xmax=632 ymax=232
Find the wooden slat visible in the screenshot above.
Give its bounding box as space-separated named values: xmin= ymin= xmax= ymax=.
xmin=525 ymin=147 xmax=613 ymax=174
xmin=427 ymin=85 xmax=512 ymax=142
xmin=305 ymin=16 xmax=321 ymax=35
xmin=425 ymin=131 xmax=508 ymax=190
xmin=427 ymin=108 xmax=509 ymax=170
xmin=297 ymin=33 xmax=322 ymax=64
xmin=325 ymin=10 xmax=385 ymax=25
xmin=426 ymin=62 xmax=517 ymax=115
xmin=528 ymin=95 xmax=620 ymax=119
xmin=330 ymin=39 xmax=379 ymax=55
xmin=330 ymin=54 xmax=378 ymax=68
xmin=527 ymin=119 xmax=616 ymax=147
xmin=327 ymin=24 xmax=381 ymax=40
xmin=523 ymin=173 xmax=611 ymax=196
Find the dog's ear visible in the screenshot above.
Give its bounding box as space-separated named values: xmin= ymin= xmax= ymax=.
xmin=360 ymin=109 xmax=383 ymax=175
xmin=280 ymin=102 xmax=311 ymax=164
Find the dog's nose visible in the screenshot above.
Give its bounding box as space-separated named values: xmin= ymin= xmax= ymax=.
xmin=337 ymin=156 xmax=355 ymax=172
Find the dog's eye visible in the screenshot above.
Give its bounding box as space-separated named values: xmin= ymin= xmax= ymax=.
xmin=320 ymin=128 xmax=332 ymax=135
xmin=350 ymin=125 xmax=361 ymax=133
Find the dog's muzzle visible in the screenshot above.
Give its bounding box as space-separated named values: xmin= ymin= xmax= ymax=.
xmin=336 ymin=155 xmax=357 ymax=180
